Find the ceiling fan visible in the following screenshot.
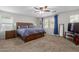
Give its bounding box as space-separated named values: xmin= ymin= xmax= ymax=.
xmin=34 ymin=6 xmax=56 ymax=13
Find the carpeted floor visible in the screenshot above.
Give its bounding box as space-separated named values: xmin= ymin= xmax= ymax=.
xmin=0 ymin=35 xmax=79 ymax=52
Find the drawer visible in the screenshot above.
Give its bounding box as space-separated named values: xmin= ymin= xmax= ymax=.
xmin=5 ymin=30 xmax=16 ymax=39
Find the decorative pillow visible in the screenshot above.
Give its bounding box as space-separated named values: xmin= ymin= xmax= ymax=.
xmin=21 ymin=25 xmax=28 ymax=28
xmin=18 ymin=26 xmax=21 ymax=29
xmin=18 ymin=25 xmax=28 ymax=29
xmin=29 ymin=25 xmax=33 ymax=28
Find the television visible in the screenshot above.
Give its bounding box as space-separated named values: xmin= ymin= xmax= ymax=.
xmin=68 ymin=23 xmax=72 ymax=32
xmin=68 ymin=23 xmax=79 ymax=34
xmin=74 ymin=23 xmax=79 ymax=33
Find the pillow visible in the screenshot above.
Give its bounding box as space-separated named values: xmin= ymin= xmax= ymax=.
xmin=21 ymin=25 xmax=28 ymax=28
xmin=29 ymin=25 xmax=33 ymax=28
xmin=18 ymin=25 xmax=28 ymax=29
xmin=18 ymin=26 xmax=21 ymax=29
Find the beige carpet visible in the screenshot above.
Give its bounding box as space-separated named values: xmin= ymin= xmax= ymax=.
xmin=0 ymin=35 xmax=79 ymax=52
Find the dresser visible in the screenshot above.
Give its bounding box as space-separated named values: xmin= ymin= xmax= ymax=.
xmin=5 ymin=30 xmax=17 ymax=39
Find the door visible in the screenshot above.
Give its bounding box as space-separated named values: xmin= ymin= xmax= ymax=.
xmin=59 ymin=24 xmax=64 ymax=36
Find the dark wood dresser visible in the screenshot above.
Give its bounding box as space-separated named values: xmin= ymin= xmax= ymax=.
xmin=5 ymin=30 xmax=17 ymax=39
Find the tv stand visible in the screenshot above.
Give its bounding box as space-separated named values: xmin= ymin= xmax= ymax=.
xmin=66 ymin=23 xmax=79 ymax=45
xmin=65 ymin=32 xmax=79 ymax=45
xmin=74 ymin=33 xmax=79 ymax=45
xmin=65 ymin=32 xmax=75 ymax=40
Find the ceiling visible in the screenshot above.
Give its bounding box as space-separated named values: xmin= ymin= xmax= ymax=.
xmin=0 ymin=6 xmax=79 ymax=18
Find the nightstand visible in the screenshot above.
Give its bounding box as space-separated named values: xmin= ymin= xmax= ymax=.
xmin=5 ymin=30 xmax=17 ymax=39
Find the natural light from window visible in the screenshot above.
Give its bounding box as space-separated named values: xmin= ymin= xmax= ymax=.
xmin=0 ymin=15 xmax=14 ymax=31
xmin=44 ymin=17 xmax=54 ymax=29
xmin=70 ymin=15 xmax=79 ymax=23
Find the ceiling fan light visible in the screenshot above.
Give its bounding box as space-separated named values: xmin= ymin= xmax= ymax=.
xmin=39 ymin=11 xmax=44 ymax=14
xmin=45 ymin=6 xmax=48 ymax=9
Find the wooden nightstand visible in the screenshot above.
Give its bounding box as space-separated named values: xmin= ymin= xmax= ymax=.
xmin=5 ymin=30 xmax=17 ymax=39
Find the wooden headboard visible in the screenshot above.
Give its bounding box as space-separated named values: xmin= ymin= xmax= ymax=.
xmin=16 ymin=22 xmax=33 ymax=29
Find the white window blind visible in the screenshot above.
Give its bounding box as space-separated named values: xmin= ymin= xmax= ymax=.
xmin=70 ymin=15 xmax=79 ymax=23
xmin=0 ymin=15 xmax=14 ymax=31
xmin=43 ymin=17 xmax=54 ymax=35
xmin=44 ymin=19 xmax=49 ymax=28
xmin=50 ymin=18 xmax=54 ymax=29
xmin=44 ymin=17 xmax=54 ymax=29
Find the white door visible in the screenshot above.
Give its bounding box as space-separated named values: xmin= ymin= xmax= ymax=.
xmin=59 ymin=24 xmax=64 ymax=36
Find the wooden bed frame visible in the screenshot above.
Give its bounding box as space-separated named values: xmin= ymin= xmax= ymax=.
xmin=16 ymin=22 xmax=45 ymax=42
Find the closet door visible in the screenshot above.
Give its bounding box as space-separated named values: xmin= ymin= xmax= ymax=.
xmin=59 ymin=24 xmax=64 ymax=36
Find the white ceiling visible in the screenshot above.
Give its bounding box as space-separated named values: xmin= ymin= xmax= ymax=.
xmin=0 ymin=6 xmax=79 ymax=18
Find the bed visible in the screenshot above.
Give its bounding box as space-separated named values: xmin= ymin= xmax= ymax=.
xmin=16 ymin=22 xmax=45 ymax=42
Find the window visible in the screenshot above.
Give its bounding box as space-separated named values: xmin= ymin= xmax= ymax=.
xmin=0 ymin=15 xmax=14 ymax=31
xmin=44 ymin=17 xmax=54 ymax=35
xmin=70 ymin=15 xmax=79 ymax=23
xmin=44 ymin=19 xmax=49 ymax=28
xmin=50 ymin=18 xmax=54 ymax=29
xmin=44 ymin=17 xmax=54 ymax=29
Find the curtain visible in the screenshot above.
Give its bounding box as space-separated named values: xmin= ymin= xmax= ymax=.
xmin=43 ymin=17 xmax=54 ymax=35
xmin=54 ymin=15 xmax=59 ymax=34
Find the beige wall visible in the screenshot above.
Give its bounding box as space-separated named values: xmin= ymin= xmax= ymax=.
xmin=58 ymin=10 xmax=79 ymax=32
xmin=0 ymin=11 xmax=40 ymax=39
xmin=0 ymin=11 xmax=40 ymax=29
xmin=43 ymin=10 xmax=79 ymax=34
xmin=1 ymin=9 xmax=79 ymax=39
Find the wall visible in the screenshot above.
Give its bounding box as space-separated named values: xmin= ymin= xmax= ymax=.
xmin=43 ymin=10 xmax=79 ymax=35
xmin=0 ymin=11 xmax=39 ymax=29
xmin=1 ymin=10 xmax=79 ymax=39
xmin=0 ymin=11 xmax=40 ymax=39
xmin=58 ymin=10 xmax=79 ymax=32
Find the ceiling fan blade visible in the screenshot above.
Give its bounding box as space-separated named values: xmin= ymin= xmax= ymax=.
xmin=51 ymin=10 xmax=56 ymax=12
xmin=44 ymin=6 xmax=48 ymax=9
xmin=34 ymin=7 xmax=40 ymax=10
xmin=34 ymin=11 xmax=40 ymax=13
xmin=44 ymin=10 xmax=50 ymax=12
xmin=40 ymin=7 xmax=43 ymax=10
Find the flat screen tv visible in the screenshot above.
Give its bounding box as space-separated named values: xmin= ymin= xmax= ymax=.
xmin=68 ymin=23 xmax=79 ymax=34
xmin=68 ymin=23 xmax=72 ymax=32
xmin=74 ymin=23 xmax=79 ymax=33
